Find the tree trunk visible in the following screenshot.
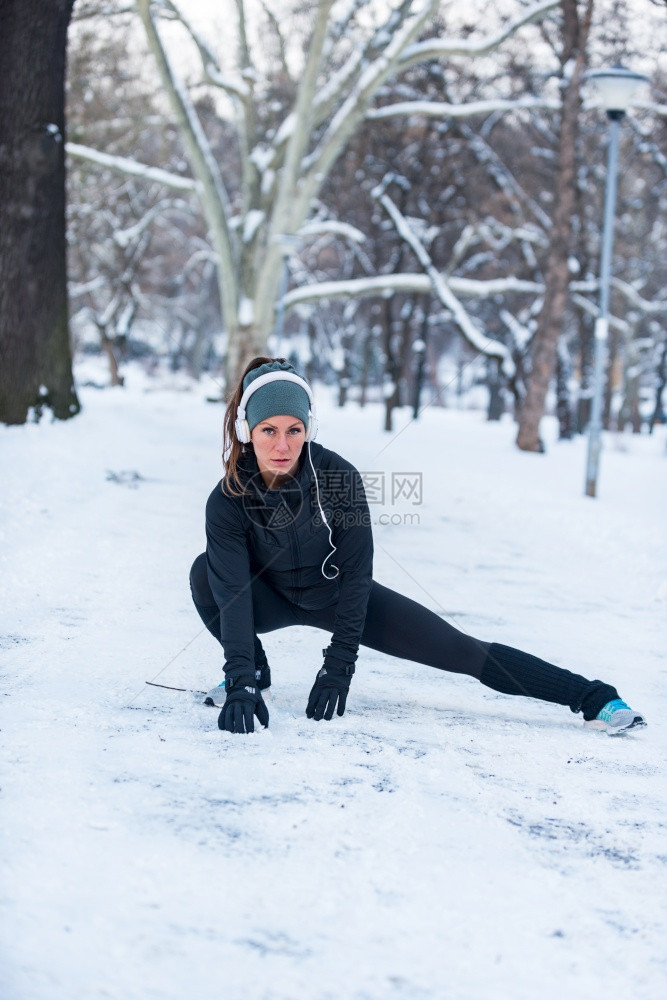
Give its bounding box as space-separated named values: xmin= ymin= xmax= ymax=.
xmin=649 ymin=339 xmax=667 ymax=434
xmin=383 ymin=297 xmax=400 ymax=432
xmin=412 ymin=299 xmax=429 ymax=419
xmin=359 ymin=327 xmax=373 ymax=408
xmin=100 ymin=331 xmax=124 ymax=387
xmin=0 ymin=0 xmax=80 ymax=424
xmin=516 ymin=0 xmax=592 ymax=452
xmin=487 ymin=358 xmax=505 ymax=421
xmin=576 ymin=309 xmax=594 ymax=433
xmin=556 ymin=347 xmax=574 ymax=438
xmin=603 ymin=323 xmax=620 ymax=430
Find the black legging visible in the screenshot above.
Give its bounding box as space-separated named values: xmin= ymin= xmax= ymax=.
xmin=189 ymin=553 xmax=618 ymax=720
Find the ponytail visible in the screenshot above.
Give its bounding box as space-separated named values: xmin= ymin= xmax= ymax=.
xmin=221 ymin=355 xmax=290 ymax=496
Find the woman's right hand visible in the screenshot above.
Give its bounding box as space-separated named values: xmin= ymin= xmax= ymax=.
xmin=218 ymin=677 xmax=269 ymax=733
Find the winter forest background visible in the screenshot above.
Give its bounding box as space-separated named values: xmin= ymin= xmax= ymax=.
xmin=1 ymin=0 xmax=666 ymax=445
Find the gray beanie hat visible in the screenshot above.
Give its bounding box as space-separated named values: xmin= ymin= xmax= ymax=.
xmin=243 ymin=360 xmax=310 ymax=432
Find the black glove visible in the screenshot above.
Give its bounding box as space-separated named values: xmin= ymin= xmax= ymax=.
xmin=218 ymin=676 xmax=269 ymax=734
xmin=255 ymin=656 xmax=271 ymax=691
xmin=306 ymin=652 xmax=355 ymax=721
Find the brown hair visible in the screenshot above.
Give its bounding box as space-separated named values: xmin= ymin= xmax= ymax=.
xmin=221 ymin=355 xmax=290 ymax=497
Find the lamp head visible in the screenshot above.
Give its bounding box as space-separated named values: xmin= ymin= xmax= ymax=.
xmin=587 ymin=64 xmax=649 ymax=118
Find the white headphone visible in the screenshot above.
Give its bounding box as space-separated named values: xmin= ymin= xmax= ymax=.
xmin=234 ymin=371 xmax=317 ymax=444
xmin=234 ymin=369 xmax=338 ymax=580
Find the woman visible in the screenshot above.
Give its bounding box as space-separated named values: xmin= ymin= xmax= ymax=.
xmin=190 ymin=356 xmax=646 ymax=736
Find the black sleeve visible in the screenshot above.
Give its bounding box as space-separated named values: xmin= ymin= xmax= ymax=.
xmin=325 ymin=464 xmax=373 ymax=664
xmin=205 ymin=487 xmax=256 ymax=682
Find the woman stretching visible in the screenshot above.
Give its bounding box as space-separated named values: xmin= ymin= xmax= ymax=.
xmin=190 ymin=357 xmax=646 ymax=737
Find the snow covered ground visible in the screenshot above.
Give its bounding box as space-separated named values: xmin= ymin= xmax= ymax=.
xmin=1 ymin=364 xmax=666 ymax=1000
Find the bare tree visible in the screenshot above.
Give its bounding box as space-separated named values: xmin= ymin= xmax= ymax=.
xmin=71 ymin=0 xmax=559 ymax=386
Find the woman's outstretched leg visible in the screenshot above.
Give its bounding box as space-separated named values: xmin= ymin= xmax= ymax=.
xmin=357 ymin=581 xmax=626 ymax=723
xmin=479 ymin=643 xmax=618 ymax=720
xmin=358 ymin=581 xmax=489 ymax=678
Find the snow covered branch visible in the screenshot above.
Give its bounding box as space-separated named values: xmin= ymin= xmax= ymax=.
xmin=635 ymin=100 xmax=667 ymax=117
xmin=251 ymin=1 xmax=419 ymax=182
xmin=66 ymin=142 xmax=198 ymax=192
xmin=282 ymin=274 xmax=542 ymax=308
xmin=571 ymin=294 xmax=630 ymax=336
xmin=571 ymin=279 xmax=667 ymax=315
xmin=609 ymin=278 xmax=667 ymax=315
xmin=253 ymin=0 xmax=336 ymax=337
xmin=153 ymin=0 xmax=250 ymax=99
xmin=367 ymin=96 xmax=560 ymax=121
xmin=259 ymin=0 xmax=291 ymax=83
xmin=136 ymin=0 xmax=238 ymax=333
xmin=271 ymin=0 xmax=335 ymax=228
xmin=297 ymin=0 xmax=440 ymax=219
xmin=464 ymin=127 xmax=552 ymax=231
xmin=399 ymin=0 xmax=560 ymax=67
xmin=112 ymin=198 xmax=192 ymax=248
xmin=311 ymin=0 xmax=413 ymax=132
xmin=375 ymin=189 xmax=515 ymax=371
xmin=297 ymin=220 xmax=366 ymax=244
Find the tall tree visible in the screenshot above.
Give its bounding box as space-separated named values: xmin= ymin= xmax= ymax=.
xmin=0 ymin=0 xmax=80 ymax=424
xmin=516 ymin=0 xmax=593 ymax=451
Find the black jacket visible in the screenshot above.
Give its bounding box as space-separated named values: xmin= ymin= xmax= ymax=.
xmin=205 ymin=441 xmax=374 ymax=681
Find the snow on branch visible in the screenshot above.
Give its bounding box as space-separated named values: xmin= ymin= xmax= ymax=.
xmin=500 ymin=308 xmax=533 ymax=353
xmin=154 ymin=0 xmax=250 ymax=99
xmin=375 ymin=188 xmax=515 ymax=372
xmin=137 ymin=0 xmax=238 ymax=328
xmin=255 ymin=0 xmax=337 ymax=319
xmin=297 ymin=0 xmax=440 ymax=216
xmin=270 ymin=0 xmax=334 ymax=223
xmin=464 ymin=128 xmax=552 ymax=231
xmin=312 ymin=0 xmax=415 ymax=131
xmin=298 ymin=220 xmax=366 ymax=244
xmin=571 ymin=279 xmax=667 ymax=315
xmin=69 ymin=275 xmax=107 ymax=299
xmin=400 ymin=0 xmax=560 ymax=67
xmin=259 ymin=1 xmax=394 ymax=177
xmin=610 ymin=278 xmax=667 ymax=314
xmin=635 ymin=100 xmax=667 ymax=117
xmin=571 ymin=294 xmax=630 ymax=336
xmin=66 ymin=142 xmax=199 ymax=192
xmin=259 ymin=0 xmax=291 ymax=83
xmin=282 ymin=274 xmax=542 ymax=307
xmin=367 ymin=96 xmax=560 ymax=121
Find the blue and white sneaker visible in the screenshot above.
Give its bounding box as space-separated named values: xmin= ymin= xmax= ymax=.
xmin=203 ymin=682 xmax=227 ymax=708
xmin=584 ymin=699 xmax=647 ymax=735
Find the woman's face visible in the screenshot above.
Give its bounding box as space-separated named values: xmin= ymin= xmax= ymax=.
xmin=250 ymin=414 xmax=306 ymax=487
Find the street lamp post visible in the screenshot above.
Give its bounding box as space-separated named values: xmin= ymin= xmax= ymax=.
xmin=584 ymin=65 xmax=648 ymax=498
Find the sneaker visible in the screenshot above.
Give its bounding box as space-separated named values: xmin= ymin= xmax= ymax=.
xmin=584 ymin=699 xmax=647 ymax=735
xmin=203 ymin=682 xmax=226 ymax=708
xmin=204 ymin=662 xmax=271 ymax=707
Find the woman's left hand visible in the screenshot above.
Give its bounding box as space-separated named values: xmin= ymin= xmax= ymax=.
xmin=306 ymin=661 xmax=355 ymax=721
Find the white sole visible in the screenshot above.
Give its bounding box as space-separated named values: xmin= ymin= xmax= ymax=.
xmin=584 ymin=716 xmax=647 ymax=736
xmin=204 ymin=686 xmax=271 ymax=708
